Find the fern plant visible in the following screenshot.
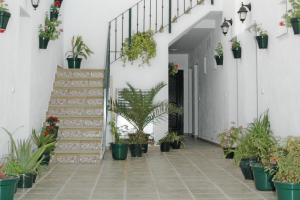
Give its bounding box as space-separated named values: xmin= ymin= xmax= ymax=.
xmin=66 ymin=36 xmax=93 ymax=59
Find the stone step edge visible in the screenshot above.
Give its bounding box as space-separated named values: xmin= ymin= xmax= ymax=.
xmin=53 ymin=86 xmax=104 ymax=90
xmin=59 ymin=127 xmax=102 ymax=131
xmin=57 ymin=137 xmax=102 ymax=142
xmin=48 ymin=105 xmax=103 ymax=109
xmin=54 ymin=150 xmax=102 ymax=155
xmin=54 ymin=115 xmax=103 ymax=119
xmin=55 ymin=77 xmax=104 ymax=81
xmin=57 ymin=66 xmax=104 ymax=72
xmin=50 ymin=95 xmax=103 ymax=99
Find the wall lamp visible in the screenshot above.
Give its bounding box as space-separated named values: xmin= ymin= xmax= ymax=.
xmin=237 ymin=2 xmax=251 ymax=23
xmin=220 ymin=18 xmax=233 ymax=35
xmin=31 ymin=0 xmax=40 ymax=10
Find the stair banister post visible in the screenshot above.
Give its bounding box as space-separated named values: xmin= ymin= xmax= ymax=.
xmin=211 ymin=0 xmax=214 ymax=5
xmin=129 ymin=8 xmax=132 ymax=46
xmin=169 ymin=0 xmax=172 ymax=33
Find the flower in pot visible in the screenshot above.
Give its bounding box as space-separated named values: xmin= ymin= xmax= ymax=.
xmin=46 ymin=116 xmax=60 ymax=139
xmin=0 ymin=164 xmax=19 ymax=200
xmin=252 ymin=24 xmax=268 ymax=49
xmin=273 ymin=137 xmax=300 ymax=200
xmin=66 ymin=36 xmax=93 ymax=69
xmin=39 ymin=14 xmax=62 ymax=49
xmin=109 ymin=120 xmax=129 ymax=160
xmin=231 ymin=37 xmax=242 ymax=59
xmin=2 ymin=128 xmax=54 ymax=188
xmin=110 ymin=82 xmax=180 ymax=157
xmin=214 ymin=42 xmax=223 ymax=66
xmin=0 ymin=0 xmax=11 ymax=33
xmin=50 ymin=1 xmax=60 ymax=21
xmin=283 ymin=0 xmax=300 ymax=34
xmin=158 ymin=132 xmax=174 ymax=152
xmin=168 ymin=132 xmax=184 ymax=149
xmin=218 ymin=125 xmax=243 ymax=159
xmin=121 ymin=31 xmax=157 ymax=64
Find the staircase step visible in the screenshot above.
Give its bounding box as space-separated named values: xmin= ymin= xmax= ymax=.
xmin=59 ymin=116 xmax=103 ymax=128
xmin=56 ymin=138 xmax=102 ymax=151
xmin=48 ymin=106 xmax=103 ymax=116
xmin=54 ymin=79 xmax=103 ymax=88
xmin=56 ymin=68 xmax=104 ymax=79
xmin=59 ymin=127 xmax=101 ymax=138
xmin=52 ymin=88 xmax=103 ymax=97
xmin=50 ymin=96 xmax=103 ymax=106
xmin=53 ymin=150 xmax=102 ymax=164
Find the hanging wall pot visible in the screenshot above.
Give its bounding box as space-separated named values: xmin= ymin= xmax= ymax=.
xmin=0 ymin=10 xmax=11 ymax=33
xmin=214 ymin=55 xmax=223 ymax=65
xmin=232 ymin=47 xmax=242 ymax=59
xmin=39 ymin=36 xmax=50 ymax=49
xmin=256 ymin=36 xmax=268 ymax=49
xmin=291 ymin=18 xmax=300 ymax=35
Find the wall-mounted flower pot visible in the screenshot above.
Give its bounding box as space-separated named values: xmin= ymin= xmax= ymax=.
xmin=232 ymin=47 xmax=242 ymax=59
xmin=129 ymin=144 xmax=143 ymax=157
xmin=251 ymin=164 xmax=275 ymax=191
xmin=223 ymin=148 xmax=235 ymax=159
xmin=0 ymin=176 xmax=19 ymax=200
xmin=17 ymin=173 xmax=33 ymax=189
xmin=67 ymin=58 xmax=82 ymax=69
xmin=160 ymin=142 xmax=171 ymax=152
xmin=39 ymin=36 xmax=49 ymax=49
xmin=111 ymin=143 xmax=128 ymax=160
xmin=171 ymin=141 xmax=181 ymax=149
xmin=50 ymin=12 xmax=59 ymax=21
xmin=142 ymin=143 xmax=148 ymax=153
xmin=274 ymin=182 xmax=300 ymax=200
xmin=214 ymin=55 xmax=223 ymax=65
xmin=291 ymin=18 xmax=300 ymax=35
xmin=239 ymin=158 xmax=256 ymax=180
xmin=0 ymin=11 xmax=11 ymax=33
xmin=256 ymin=36 xmax=268 ymax=49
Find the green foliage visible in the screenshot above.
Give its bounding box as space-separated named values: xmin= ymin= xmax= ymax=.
xmin=66 ymin=36 xmax=93 ymax=60
xmin=2 ymin=128 xmax=54 ymax=175
xmin=214 ymin=42 xmax=223 ymax=57
xmin=283 ymin=0 xmax=300 ymax=27
xmin=39 ymin=14 xmax=62 ymax=40
xmin=121 ymin=31 xmax=156 ymax=64
xmin=218 ymin=126 xmax=243 ymax=148
xmin=0 ymin=0 xmax=9 ymax=12
xmin=109 ymin=120 xmax=127 ymax=144
xmin=128 ymin=132 xmax=148 ymax=144
xmin=158 ymin=132 xmax=175 ymax=144
xmin=231 ymin=37 xmax=241 ymax=49
xmin=31 ymin=129 xmax=56 ymax=152
xmin=273 ymin=137 xmax=300 ymax=183
xmin=197 ymin=0 xmax=205 ymax=5
xmin=252 ymin=24 xmax=268 ymax=36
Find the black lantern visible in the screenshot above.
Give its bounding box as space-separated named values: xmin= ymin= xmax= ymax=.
xmin=237 ymin=2 xmax=251 ymax=23
xmin=220 ymin=18 xmax=233 ymax=35
xmin=31 ymin=0 xmax=40 ymax=10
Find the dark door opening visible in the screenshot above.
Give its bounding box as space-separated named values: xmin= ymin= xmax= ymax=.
xmin=168 ymin=70 xmax=184 ymax=134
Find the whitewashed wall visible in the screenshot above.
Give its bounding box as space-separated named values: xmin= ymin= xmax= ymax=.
xmin=0 ymin=0 xmax=63 ymax=156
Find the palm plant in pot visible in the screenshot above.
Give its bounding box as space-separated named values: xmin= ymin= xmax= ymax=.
xmin=214 ymin=42 xmax=223 ymax=65
xmin=110 ymin=120 xmax=128 ymax=160
xmin=66 ymin=36 xmax=93 ymax=69
xmin=0 ymin=0 xmax=10 ymax=33
xmin=283 ymin=0 xmax=300 ymax=34
xmin=39 ymin=14 xmax=62 ymax=49
xmin=253 ymin=24 xmax=268 ymax=49
xmin=218 ymin=125 xmax=243 ymax=159
xmin=231 ymin=37 xmax=242 ymax=59
xmin=273 ymin=137 xmax=300 ymax=200
xmin=0 ymin=164 xmax=19 ymax=200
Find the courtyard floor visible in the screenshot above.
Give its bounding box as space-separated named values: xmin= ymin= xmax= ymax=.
xmin=15 ymin=138 xmax=277 ymax=200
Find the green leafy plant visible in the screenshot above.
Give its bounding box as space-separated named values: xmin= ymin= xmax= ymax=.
xmin=0 ymin=0 xmax=8 ymax=12
xmin=32 ymin=129 xmax=56 ymax=152
xmin=283 ymin=0 xmax=300 ymax=27
xmin=66 ymin=36 xmax=93 ymax=59
xmin=169 ymin=63 xmax=180 ymax=76
xmin=231 ymin=37 xmax=241 ymax=49
xmin=158 ymin=133 xmax=174 ymax=144
xmin=214 ymin=42 xmax=223 ymax=57
xmin=109 ymin=120 xmax=127 ymax=144
xmin=252 ymin=24 xmax=268 ymax=36
xmin=273 ymin=137 xmax=300 ymax=183
xmin=197 ymin=0 xmax=205 ymax=5
xmin=39 ymin=14 xmax=62 ymax=40
xmin=121 ymin=31 xmax=156 ymax=64
xmin=168 ymin=132 xmax=185 ymax=146
xmin=218 ymin=126 xmax=243 ymax=148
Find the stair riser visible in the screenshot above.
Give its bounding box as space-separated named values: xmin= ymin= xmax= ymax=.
xmin=52 ymin=88 xmax=103 ymax=97
xmin=50 ymin=98 xmax=103 ymax=106
xmin=53 ymin=154 xmax=101 ymax=164
xmin=56 ymin=71 xmax=104 ymax=79
xmin=48 ymin=108 xmax=103 ymax=116
xmin=60 ymin=129 xmax=101 ymax=138
xmin=59 ymin=118 xmax=103 ymax=128
xmin=54 ymin=80 xmax=103 ymax=88
xmin=56 ymin=142 xmax=101 ymax=151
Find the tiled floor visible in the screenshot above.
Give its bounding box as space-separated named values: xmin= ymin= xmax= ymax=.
xmin=15 ymin=138 xmax=277 ymax=200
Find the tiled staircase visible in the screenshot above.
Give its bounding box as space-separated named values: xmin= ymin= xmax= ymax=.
xmin=48 ymin=67 xmax=104 ymax=164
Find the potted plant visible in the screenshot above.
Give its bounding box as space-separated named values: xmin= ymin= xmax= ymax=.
xmin=50 ymin=1 xmax=61 ymax=21
xmin=110 ymin=82 xmax=179 ymax=157
xmin=121 ymin=31 xmax=156 ymax=64
xmin=46 ymin=116 xmax=60 ymax=139
xmin=128 ymin=132 xmax=145 ymax=157
xmin=169 ymin=63 xmax=180 ymax=76
xmin=3 ymin=128 xmax=54 ymax=188
xmin=231 ymin=37 xmax=242 ymax=59
xmin=169 ymin=132 xmax=184 ymax=149
xmin=158 ymin=133 xmax=174 ymax=152
xmin=39 ymin=15 xmax=62 ymax=49
xmin=66 ymin=36 xmax=93 ymax=69
xmin=214 ymin=42 xmax=223 ymax=65
xmin=283 ymin=0 xmax=300 ymax=34
xmin=218 ymin=126 xmax=243 ymax=159
xmin=273 ymin=137 xmax=300 ymax=200
xmin=0 ymin=164 xmax=19 ymax=200
xmin=252 ymin=24 xmax=269 ymax=49
xmin=110 ymin=120 xmax=128 ymax=160
xmin=0 ymin=0 xmax=10 ymax=33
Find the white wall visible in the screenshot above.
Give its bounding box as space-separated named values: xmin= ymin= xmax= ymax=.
xmin=189 ymin=0 xmax=300 ymax=143
xmin=0 ymin=0 xmax=63 ymax=157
